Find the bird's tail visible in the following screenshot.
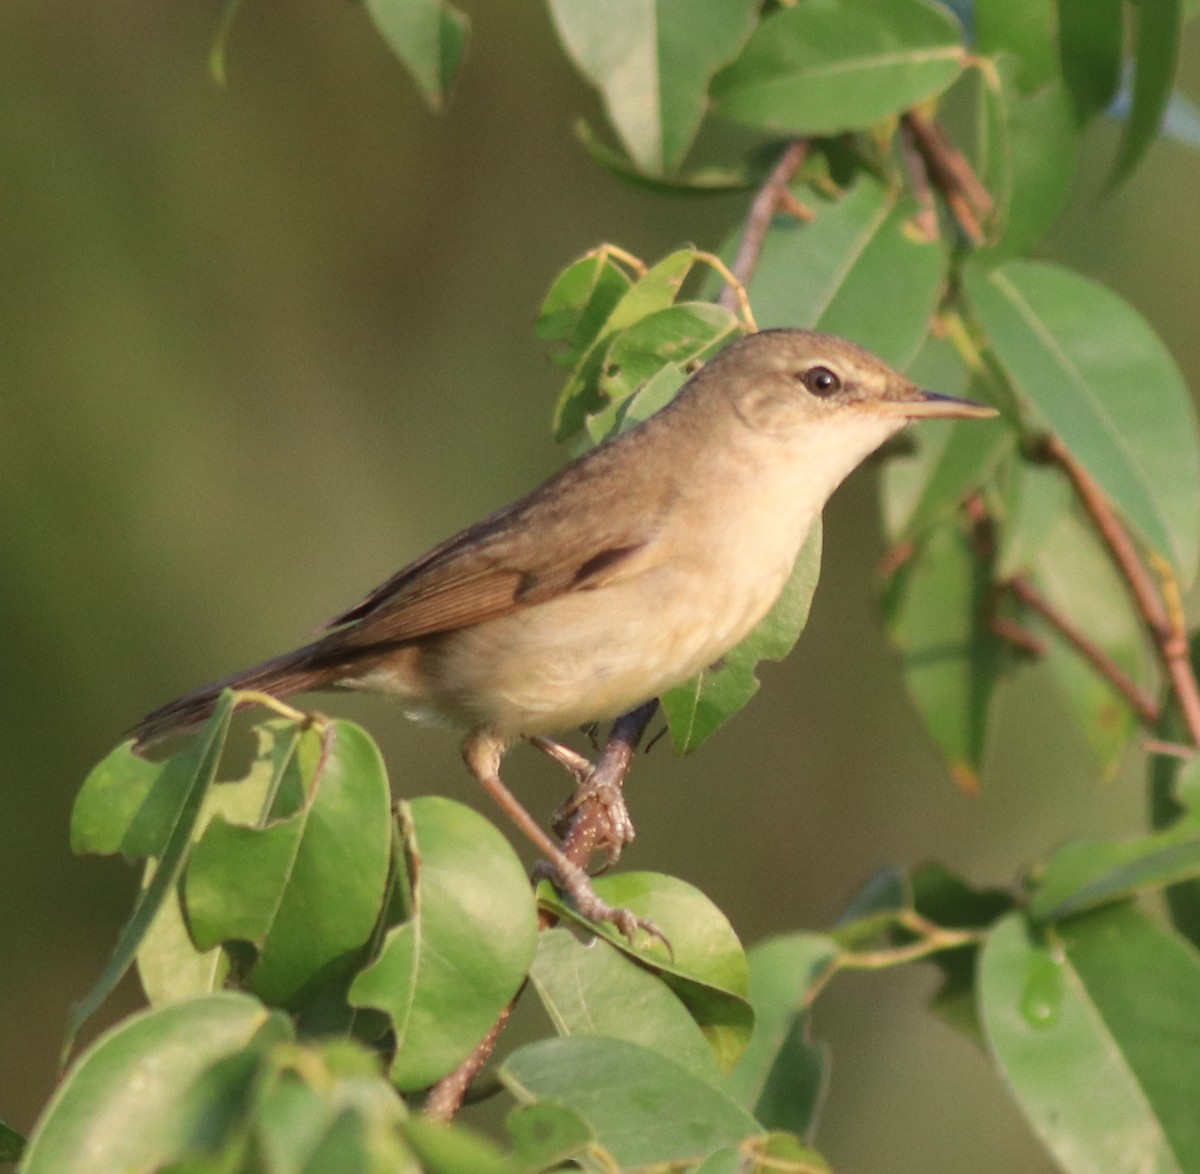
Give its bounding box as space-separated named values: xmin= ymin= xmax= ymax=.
xmin=131 ymin=642 xmax=343 ymax=750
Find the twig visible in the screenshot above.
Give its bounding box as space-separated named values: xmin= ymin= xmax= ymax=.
xmin=1046 ymin=436 xmax=1200 ymax=745
xmin=1008 ymin=573 xmax=1160 ymax=724
xmin=989 ymin=614 xmax=1048 ymax=658
xmin=901 ymin=110 xmax=991 ymax=246
xmin=423 ymin=701 xmax=659 ymax=1121
xmin=719 ymin=140 xmax=808 ymax=312
xmin=899 ymin=118 xmax=940 ymax=242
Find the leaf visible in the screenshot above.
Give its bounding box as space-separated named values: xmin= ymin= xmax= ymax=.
xmin=551 ymin=248 xmax=704 ymax=439
xmin=501 ymin=1037 xmax=763 ymax=1170
xmin=350 ymin=796 xmax=539 ymax=1090
xmin=725 ymin=934 xmax=838 ymax=1138
xmin=585 ymin=302 xmax=743 ymax=443
xmin=401 ymin=1116 xmax=510 ymax=1174
xmin=975 ymin=55 xmax=1082 ymax=260
xmin=365 ymin=0 xmax=469 ymax=112
xmin=1056 ymin=0 xmax=1123 ymax=122
xmin=882 ymin=414 xmax=1012 ymax=544
xmin=1030 ymin=823 xmax=1200 ymax=922
xmin=505 ymin=1103 xmax=595 ymax=1173
xmin=21 ymin=994 xmax=282 ymax=1174
xmin=65 ymin=695 xmax=235 ymax=1053
xmin=0 ymin=1121 xmax=25 ymax=1164
xmin=574 ymin=119 xmax=765 ymax=194
xmin=966 ymin=259 xmax=1200 ymax=584
xmin=661 ymin=522 xmax=822 ymax=753
xmin=185 ymin=720 xmax=393 ymax=1008
xmin=537 ymin=247 xmax=636 ymax=372
xmin=741 ymin=172 xmax=947 ymax=372
xmin=547 ymin=0 xmax=760 ymax=174
xmin=530 ymin=927 xmax=722 ymax=1083
xmin=981 ymin=906 xmax=1200 ymax=1173
xmin=975 ymin=0 xmax=1060 ymax=91
xmin=882 ymin=521 xmax=1006 ymax=793
xmin=538 ymin=871 xmax=754 ymax=1074
xmin=1109 ymin=0 xmax=1183 ymax=187
xmin=711 ymin=0 xmax=966 ymax=136
xmin=1026 ymin=504 xmax=1151 ymax=778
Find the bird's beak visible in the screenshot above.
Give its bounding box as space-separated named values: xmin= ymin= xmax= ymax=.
xmin=872 ymin=387 xmax=999 ymax=420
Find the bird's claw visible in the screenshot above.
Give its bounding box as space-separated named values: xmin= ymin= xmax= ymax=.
xmin=552 ymin=777 xmax=635 ymax=868
xmin=537 ymin=859 xmax=672 ymax=956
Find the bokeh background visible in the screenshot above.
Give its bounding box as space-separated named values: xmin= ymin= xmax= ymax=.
xmin=3 ymin=3 xmax=1199 ymax=1169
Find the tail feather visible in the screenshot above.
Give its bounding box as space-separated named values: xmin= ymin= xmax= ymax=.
xmin=131 ymin=644 xmax=341 ymax=749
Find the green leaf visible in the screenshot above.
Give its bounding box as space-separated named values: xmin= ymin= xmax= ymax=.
xmin=65 ymin=695 xmax=236 ymax=1053
xmin=711 ymin=0 xmax=965 ymax=136
xmin=882 ymin=521 xmax=1005 ymax=793
xmin=1026 ymin=504 xmax=1150 ymax=777
xmin=1056 ymin=0 xmax=1123 ymax=122
xmin=22 ymin=994 xmax=282 ymax=1174
xmin=882 ymin=414 xmax=1012 ymax=544
xmin=0 ymin=1121 xmax=25 ymax=1164
xmin=365 ymin=0 xmax=469 ymax=112
xmin=530 ymin=927 xmax=722 ymax=1083
xmin=185 ymin=720 xmax=393 ymax=1008
xmin=661 ymin=522 xmax=822 ymax=753
xmin=539 ymin=871 xmax=753 ymax=1074
xmin=505 ymin=1103 xmax=595 ymax=1173
xmin=501 ymin=1037 xmax=763 ymax=1169
xmin=585 ymin=302 xmax=743 ymax=443
xmin=537 ymin=247 xmax=636 ymax=372
xmin=574 ymin=119 xmax=765 ymax=193
xmin=975 ymin=0 xmax=1060 ymax=90
xmin=350 ymin=796 xmax=539 ymax=1090
xmin=981 ymin=906 xmax=1200 ymax=1173
xmin=994 ymin=458 xmax=1074 ymax=580
xmin=726 ymin=934 xmax=838 ymax=1137
xmin=547 ymin=0 xmax=760 ymax=174
xmin=966 ymin=259 xmax=1200 ymax=584
xmin=741 ymin=172 xmax=947 ymax=372
xmin=551 ymin=248 xmax=704 ymax=439
xmin=1030 ymin=823 xmax=1200 ymax=922
xmin=401 ymin=1116 xmax=510 ymax=1174
xmin=975 ymin=55 xmax=1081 ymax=260
xmin=135 ymin=732 xmax=285 ymax=1005
xmin=1110 ymin=0 xmax=1183 ymax=187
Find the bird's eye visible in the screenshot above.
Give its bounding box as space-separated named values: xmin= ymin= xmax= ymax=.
xmin=800 ymin=366 xmax=841 ymax=397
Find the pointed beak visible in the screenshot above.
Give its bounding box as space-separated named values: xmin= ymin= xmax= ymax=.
xmin=873 ymin=387 xmax=999 ymax=420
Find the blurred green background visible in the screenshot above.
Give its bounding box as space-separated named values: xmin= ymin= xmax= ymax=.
xmin=3 ymin=3 xmax=1199 ymax=1169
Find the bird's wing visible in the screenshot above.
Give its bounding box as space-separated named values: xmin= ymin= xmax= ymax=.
xmin=324 ymin=442 xmax=675 ymax=649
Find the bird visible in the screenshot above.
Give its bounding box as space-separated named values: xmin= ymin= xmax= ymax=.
xmin=133 ymin=328 xmax=997 ymax=934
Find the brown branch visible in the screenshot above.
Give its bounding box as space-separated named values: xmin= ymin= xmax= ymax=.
xmin=901 ymin=110 xmax=991 ymax=246
xmin=423 ymin=701 xmax=659 ymax=1122
xmin=1008 ymin=573 xmax=1160 ymax=725
xmin=1046 ymin=436 xmax=1200 ymax=745
xmin=899 ymin=118 xmax=940 ymax=243
xmin=719 ymin=140 xmax=809 ymax=313
xmin=989 ymin=614 xmax=1048 ymax=658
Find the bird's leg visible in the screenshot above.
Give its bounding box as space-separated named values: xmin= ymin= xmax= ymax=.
xmin=528 ymin=735 xmax=635 ymax=866
xmin=463 ymin=728 xmax=661 ymax=946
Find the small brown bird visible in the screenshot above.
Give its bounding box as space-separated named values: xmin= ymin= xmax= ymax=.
xmin=134 ymin=329 xmax=995 ymax=931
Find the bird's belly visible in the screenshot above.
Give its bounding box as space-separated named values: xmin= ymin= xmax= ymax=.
xmin=420 ymin=557 xmax=793 ymax=736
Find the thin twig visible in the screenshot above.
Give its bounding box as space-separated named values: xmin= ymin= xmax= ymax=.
xmin=899 ymin=118 xmax=940 ymax=242
xmin=1008 ymin=573 xmax=1160 ymax=724
xmin=901 ymin=110 xmax=991 ymax=246
xmin=1046 ymin=437 xmax=1200 ymax=745
xmin=423 ymin=701 xmax=659 ymax=1121
xmin=719 ymin=140 xmax=808 ymax=312
xmin=989 ymin=614 xmax=1048 ymax=658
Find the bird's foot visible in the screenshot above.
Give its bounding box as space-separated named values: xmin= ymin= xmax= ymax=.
xmin=535 ymin=858 xmax=669 ymax=952
xmin=552 ymin=777 xmax=635 ymax=869
xmin=530 ymin=735 xmax=635 ymax=867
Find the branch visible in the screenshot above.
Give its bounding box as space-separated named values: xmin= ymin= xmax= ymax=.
xmin=1046 ymin=436 xmax=1200 ymax=745
xmin=718 ymin=140 xmax=809 ymax=313
xmin=901 ymin=110 xmax=991 ymax=246
xmin=423 ymin=701 xmax=659 ymax=1121
xmin=1007 ymin=572 xmax=1160 ymax=725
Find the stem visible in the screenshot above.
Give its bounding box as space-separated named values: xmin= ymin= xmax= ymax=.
xmin=423 ymin=702 xmax=659 ymax=1121
xmin=901 ymin=110 xmax=992 ymax=245
xmin=718 ymin=140 xmax=808 ymax=313
xmin=1008 ymin=573 xmax=1160 ymax=725
xmin=1046 ymin=436 xmax=1200 ymax=745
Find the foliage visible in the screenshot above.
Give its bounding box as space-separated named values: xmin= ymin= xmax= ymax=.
xmin=10 ymin=2 xmax=1200 ymax=1172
